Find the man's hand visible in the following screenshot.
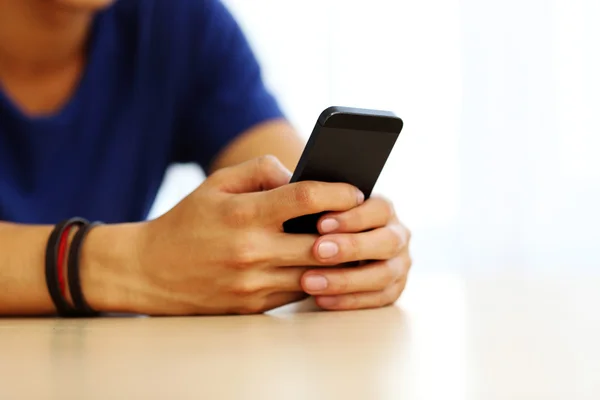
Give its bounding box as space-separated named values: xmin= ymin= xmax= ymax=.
xmin=125 ymin=155 xmax=368 ymax=316
xmin=85 ymin=155 xmax=411 ymax=316
xmin=300 ymin=196 xmax=412 ymax=311
xmin=209 ymin=121 xmax=412 ymax=312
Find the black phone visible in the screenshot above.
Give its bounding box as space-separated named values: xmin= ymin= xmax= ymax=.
xmin=283 ymin=106 xmax=403 ymax=234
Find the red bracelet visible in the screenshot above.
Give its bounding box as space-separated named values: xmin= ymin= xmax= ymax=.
xmin=56 ymin=226 xmax=74 ymax=298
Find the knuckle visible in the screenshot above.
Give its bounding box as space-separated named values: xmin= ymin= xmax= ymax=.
xmin=369 ymin=195 xmax=394 ymax=222
xmin=382 ymin=197 xmax=396 ymax=220
xmin=346 ymin=186 xmax=359 ymax=204
xmin=346 ymin=293 xmax=360 ymax=309
xmin=293 ymin=183 xmax=318 ymax=209
xmin=230 ymin=249 xmax=255 ymax=269
xmin=380 ymin=289 xmax=393 ymax=308
xmin=379 ymin=262 xmax=396 ymax=287
xmin=387 ymin=227 xmax=404 ymax=256
xmin=344 ymin=210 xmax=364 ymax=231
xmin=228 ymin=235 xmax=263 ymax=268
xmin=256 ymin=154 xmax=280 ymax=172
xmin=335 ymin=273 xmax=351 ymax=293
xmin=344 ymin=235 xmax=362 ymax=261
xmin=230 ymin=276 xmax=262 ymax=297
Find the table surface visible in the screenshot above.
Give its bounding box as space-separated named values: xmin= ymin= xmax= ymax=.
xmin=1 ymin=271 xmax=599 ymax=400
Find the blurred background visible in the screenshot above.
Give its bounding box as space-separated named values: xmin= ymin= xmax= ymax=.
xmin=150 ymin=0 xmax=600 ymax=275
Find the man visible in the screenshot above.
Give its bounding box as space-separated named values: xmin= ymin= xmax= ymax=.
xmin=0 ymin=0 xmax=411 ymax=316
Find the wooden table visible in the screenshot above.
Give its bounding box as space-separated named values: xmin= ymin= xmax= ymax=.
xmin=1 ymin=272 xmax=599 ymax=399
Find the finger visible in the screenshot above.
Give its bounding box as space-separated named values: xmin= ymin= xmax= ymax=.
xmin=263 ymin=267 xmax=310 ymax=292
xmin=318 ymin=196 xmax=395 ymax=234
xmin=262 ymin=181 xmax=364 ymax=224
xmin=315 ymin=277 xmax=407 ymax=311
xmin=311 ymin=225 xmax=407 ymax=265
xmin=264 ymin=232 xmax=319 ymax=267
xmin=300 ymin=258 xmax=405 ymax=295
xmin=209 ymin=155 xmax=292 ymax=193
xmin=266 ymin=225 xmax=405 ymax=268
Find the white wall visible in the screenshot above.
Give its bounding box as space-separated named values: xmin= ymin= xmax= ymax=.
xmin=150 ymin=0 xmax=600 ymax=274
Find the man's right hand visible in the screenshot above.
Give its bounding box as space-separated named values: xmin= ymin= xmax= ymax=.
xmin=124 ymin=155 xmax=364 ymax=315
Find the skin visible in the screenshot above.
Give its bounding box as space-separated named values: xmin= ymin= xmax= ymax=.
xmin=0 ymin=0 xmax=412 ymax=316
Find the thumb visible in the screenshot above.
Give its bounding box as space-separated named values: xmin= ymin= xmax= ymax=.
xmin=209 ymin=155 xmax=293 ymax=194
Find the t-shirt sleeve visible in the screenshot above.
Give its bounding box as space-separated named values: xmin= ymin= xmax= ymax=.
xmin=173 ymin=0 xmax=285 ymax=171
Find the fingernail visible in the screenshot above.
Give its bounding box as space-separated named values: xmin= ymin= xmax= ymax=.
xmin=304 ymin=275 xmax=328 ymax=291
xmin=318 ymin=241 xmax=339 ymax=258
xmin=320 ymin=218 xmax=339 ymax=233
xmin=357 ymin=190 xmax=365 ymax=204
xmin=318 ymin=296 xmax=338 ymax=308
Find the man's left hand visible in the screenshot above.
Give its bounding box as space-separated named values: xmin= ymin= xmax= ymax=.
xmin=301 ymin=196 xmax=412 ymax=310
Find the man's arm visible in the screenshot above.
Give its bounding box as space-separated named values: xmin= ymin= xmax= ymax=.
xmin=0 ymin=221 xmax=137 ymax=316
xmin=209 ymin=119 xmax=305 ymax=173
xmin=1 ymin=159 xmax=393 ymax=317
xmin=0 ymin=223 xmax=55 ymax=315
xmin=172 ymin=0 xmax=304 ymax=174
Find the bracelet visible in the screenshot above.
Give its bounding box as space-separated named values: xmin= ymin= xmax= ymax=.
xmin=67 ymin=221 xmax=102 ymax=317
xmin=45 ymin=218 xmax=88 ymax=317
xmin=57 ymin=224 xmax=75 ymax=299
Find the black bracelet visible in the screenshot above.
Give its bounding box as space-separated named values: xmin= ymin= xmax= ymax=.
xmin=45 ymin=217 xmax=88 ymax=317
xmin=67 ymin=221 xmax=102 ymax=317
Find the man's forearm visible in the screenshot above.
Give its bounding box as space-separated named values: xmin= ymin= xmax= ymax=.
xmin=0 ymin=223 xmax=55 ymax=315
xmin=0 ymin=221 xmax=141 ymax=316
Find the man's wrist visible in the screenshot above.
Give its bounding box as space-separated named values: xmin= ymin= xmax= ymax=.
xmin=80 ymin=222 xmax=146 ymax=314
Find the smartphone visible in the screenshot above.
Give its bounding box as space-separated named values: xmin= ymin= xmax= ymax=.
xmin=283 ymin=106 xmax=404 ymax=234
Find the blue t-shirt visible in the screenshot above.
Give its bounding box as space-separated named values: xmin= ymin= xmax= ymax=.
xmin=0 ymin=0 xmax=283 ymax=224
